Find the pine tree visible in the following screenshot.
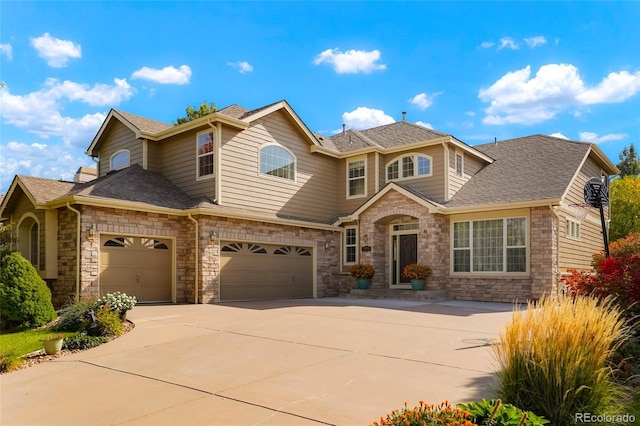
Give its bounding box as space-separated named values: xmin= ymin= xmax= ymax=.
xmin=617 ymin=144 xmax=640 ymax=177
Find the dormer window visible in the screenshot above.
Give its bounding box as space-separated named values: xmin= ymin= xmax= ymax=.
xmin=110 ymin=149 xmax=130 ymax=171
xmin=386 ymin=154 xmax=432 ymax=182
xmin=197 ymin=130 xmax=215 ymax=179
xmin=260 ymin=144 xmax=295 ymax=181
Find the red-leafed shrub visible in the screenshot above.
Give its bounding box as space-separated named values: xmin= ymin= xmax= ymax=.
xmin=564 ymin=233 xmax=640 ymax=314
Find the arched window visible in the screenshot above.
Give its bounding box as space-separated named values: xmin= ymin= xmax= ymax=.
xmin=260 ymin=145 xmax=295 ymax=180
xmin=110 ymin=150 xmax=130 ymax=171
xmin=386 ymin=154 xmax=432 ymax=181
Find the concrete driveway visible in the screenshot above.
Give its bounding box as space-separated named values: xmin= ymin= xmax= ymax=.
xmin=0 ymin=298 xmax=515 ymax=426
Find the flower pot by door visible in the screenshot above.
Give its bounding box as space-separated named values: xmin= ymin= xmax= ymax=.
xmin=410 ymin=279 xmax=425 ymax=290
xmin=43 ymin=338 xmax=63 ymax=355
xmin=357 ymin=278 xmax=371 ymax=289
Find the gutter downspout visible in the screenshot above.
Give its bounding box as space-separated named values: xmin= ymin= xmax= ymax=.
xmin=549 ymin=204 xmax=561 ymax=296
xmin=66 ymin=202 xmax=81 ymax=301
xmin=188 ymin=214 xmax=199 ymax=304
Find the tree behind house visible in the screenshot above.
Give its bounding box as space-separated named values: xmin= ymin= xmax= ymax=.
xmin=617 ymin=143 xmax=640 ymax=177
xmin=174 ymin=101 xmax=217 ymax=125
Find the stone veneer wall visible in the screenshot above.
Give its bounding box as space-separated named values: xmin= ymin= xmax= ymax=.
xmin=447 ymin=206 xmax=558 ymax=303
xmin=55 ymin=207 xmax=78 ymax=307
xmin=355 ymin=190 xmax=449 ymax=290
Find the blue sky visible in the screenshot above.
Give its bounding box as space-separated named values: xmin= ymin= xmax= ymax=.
xmin=1 ymin=1 xmax=639 ymax=194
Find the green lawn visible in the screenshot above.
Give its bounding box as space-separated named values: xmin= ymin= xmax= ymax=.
xmin=0 ymin=329 xmax=77 ymax=357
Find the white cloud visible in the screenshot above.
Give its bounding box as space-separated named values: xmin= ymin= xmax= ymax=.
xmin=577 ymin=71 xmax=640 ymax=104
xmin=0 ymin=43 xmax=12 ymax=60
xmin=480 ymin=41 xmax=495 ymax=49
xmin=498 ymin=37 xmax=519 ymax=50
xmin=415 ymin=121 xmax=433 ymax=129
xmin=479 ymin=64 xmax=640 ymax=125
xmin=30 ymin=33 xmax=81 ymax=67
xmin=465 ymin=111 xmax=477 ymax=117
xmin=409 ymin=92 xmax=439 ymax=110
xmin=313 ymin=48 xmax=386 ymax=74
xmin=342 ymin=107 xmax=394 ymax=130
xmin=1 ymin=139 xmax=94 ymax=187
xmin=0 ymin=79 xmax=123 ymax=148
xmin=227 ymin=61 xmax=253 ymax=74
xmin=550 ymin=132 xmax=569 ymax=140
xmin=579 ymin=131 xmax=627 ymax=144
xmin=131 ymin=65 xmax=192 ymax=85
xmin=524 ymin=36 xmax=547 ymax=48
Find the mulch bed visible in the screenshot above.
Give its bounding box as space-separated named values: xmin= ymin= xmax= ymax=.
xmin=6 ymin=320 xmax=135 ymax=373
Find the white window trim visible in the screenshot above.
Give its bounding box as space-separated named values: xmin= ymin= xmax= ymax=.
xmin=450 ymin=216 xmax=529 ymax=275
xmin=196 ymin=129 xmax=216 ymax=181
xmin=343 ymin=226 xmax=358 ymax=265
xmin=385 ymin=153 xmax=433 ymax=183
xmin=346 ymin=155 xmax=367 ymax=199
xmin=258 ymin=143 xmax=297 ymax=182
xmin=455 ymin=151 xmax=464 ymax=178
xmin=566 ymin=218 xmax=581 ymax=241
xmin=109 ymin=149 xmax=130 ymax=171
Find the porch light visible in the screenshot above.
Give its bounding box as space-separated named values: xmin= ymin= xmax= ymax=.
xmin=87 ymin=225 xmax=96 ymax=241
xmin=210 ymin=231 xmax=217 ymax=241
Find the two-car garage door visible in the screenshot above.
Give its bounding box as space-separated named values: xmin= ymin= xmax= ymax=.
xmin=99 ymin=235 xmax=173 ymax=302
xmin=220 ymin=242 xmax=313 ymax=301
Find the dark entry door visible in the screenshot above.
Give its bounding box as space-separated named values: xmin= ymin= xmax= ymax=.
xmin=392 ymin=233 xmax=418 ymax=285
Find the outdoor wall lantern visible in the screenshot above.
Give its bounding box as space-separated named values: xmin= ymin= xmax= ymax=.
xmin=210 ymin=231 xmax=217 ymax=241
xmin=87 ymin=225 xmax=96 ymax=241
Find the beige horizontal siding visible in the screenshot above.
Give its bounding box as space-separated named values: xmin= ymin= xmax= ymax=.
xmin=146 ymin=140 xmax=162 ymax=173
xmin=558 ymin=213 xmax=606 ymax=271
xmin=220 ymin=110 xmax=339 ymax=223
xmin=449 ymin=147 xmax=484 ymax=199
xmin=565 ymin=155 xmax=610 ymax=217
xmin=157 ymin=126 xmax=216 ymax=199
xmin=98 ymin=121 xmax=141 ymax=177
xmin=336 ymin=153 xmax=376 ymax=216
xmin=381 ymin=145 xmax=446 ymax=203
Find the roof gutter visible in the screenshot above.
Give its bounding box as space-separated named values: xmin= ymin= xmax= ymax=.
xmin=188 ymin=214 xmax=199 ymax=304
xmin=66 ymin=202 xmax=81 ymax=301
xmin=443 ymin=198 xmax=561 ymax=215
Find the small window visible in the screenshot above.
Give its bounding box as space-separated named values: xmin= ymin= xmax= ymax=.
xmin=344 ymin=227 xmax=357 ymax=264
xmin=110 ymin=150 xmax=130 ymax=171
xmin=197 ymin=131 xmax=215 ymax=179
xmin=347 ymin=159 xmax=366 ymax=198
xmin=455 ymin=153 xmax=464 ymax=177
xmin=260 ymin=145 xmax=295 ymax=180
xmin=566 ymin=219 xmax=581 ymax=240
xmin=386 ymin=154 xmax=432 ymax=181
xmin=29 ymin=223 xmax=39 ymax=267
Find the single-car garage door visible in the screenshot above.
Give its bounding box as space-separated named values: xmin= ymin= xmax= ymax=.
xmin=100 ymin=235 xmax=173 ymax=302
xmin=220 ymin=242 xmax=313 ymax=301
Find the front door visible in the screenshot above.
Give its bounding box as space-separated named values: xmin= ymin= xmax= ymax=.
xmin=391 ymin=223 xmax=419 ymax=288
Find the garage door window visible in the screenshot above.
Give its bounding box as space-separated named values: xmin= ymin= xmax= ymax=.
xmin=221 ymin=243 xmax=267 ymax=254
xmin=274 ymin=246 xmax=311 ymax=256
xmin=104 ymin=237 xmax=133 ymax=247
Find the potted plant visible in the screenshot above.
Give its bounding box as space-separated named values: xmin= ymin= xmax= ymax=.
xmin=95 ymin=292 xmax=137 ymax=321
xmin=43 ymin=333 xmax=64 ymax=355
xmin=349 ymin=263 xmax=375 ymax=289
xmin=402 ymin=263 xmax=432 ymax=290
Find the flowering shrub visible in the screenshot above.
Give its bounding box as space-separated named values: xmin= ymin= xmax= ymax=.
xmin=563 ymin=233 xmax=640 ymax=313
xmin=95 ymin=292 xmax=137 ymax=313
xmin=349 ymin=263 xmax=375 ymax=279
xmin=402 ymin=263 xmax=433 ymax=280
xmin=371 ymin=401 xmax=476 ymax=426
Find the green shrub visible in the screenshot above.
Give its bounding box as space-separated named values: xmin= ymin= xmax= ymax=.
xmin=371 ymin=401 xmax=476 ymax=426
xmin=0 ymin=252 xmax=56 ymax=329
xmin=493 ymin=296 xmax=631 ymax=424
xmin=0 ymin=348 xmax=22 ymax=373
xmin=52 ymin=298 xmax=98 ymax=332
xmin=95 ymin=307 xmax=123 ymax=337
xmin=458 ymin=399 xmax=549 ymax=426
xmin=62 ymin=334 xmax=108 ymax=350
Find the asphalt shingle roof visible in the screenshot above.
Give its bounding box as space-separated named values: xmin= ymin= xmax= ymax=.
xmin=218 ymin=104 xmax=250 ymax=119
xmin=115 ymin=110 xmax=172 ymax=134
xmin=17 ymin=176 xmax=76 ymax=204
xmin=445 ymin=134 xmax=591 ymax=208
xmin=327 ymin=121 xmax=448 ymax=153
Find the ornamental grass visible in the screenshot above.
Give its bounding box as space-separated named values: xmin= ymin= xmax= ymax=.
xmin=493 ymin=295 xmax=631 ymax=425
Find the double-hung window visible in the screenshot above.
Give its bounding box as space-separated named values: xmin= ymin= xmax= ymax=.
xmin=453 ymin=217 xmax=527 ymax=273
xmin=347 ymin=158 xmax=366 ymax=198
xmin=344 ymin=227 xmax=357 ymax=264
xmin=197 ymin=130 xmax=215 ymax=179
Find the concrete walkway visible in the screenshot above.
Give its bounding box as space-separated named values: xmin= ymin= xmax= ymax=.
xmin=0 ymin=298 xmax=515 ymax=425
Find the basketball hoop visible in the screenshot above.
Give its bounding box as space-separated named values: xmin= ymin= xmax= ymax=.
xmin=569 ymin=203 xmax=590 ymax=221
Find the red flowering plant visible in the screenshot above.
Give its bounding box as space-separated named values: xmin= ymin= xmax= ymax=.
xmin=563 ymin=233 xmax=640 ymax=315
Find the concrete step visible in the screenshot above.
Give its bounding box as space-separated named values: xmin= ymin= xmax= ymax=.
xmin=343 ymin=288 xmax=450 ymax=302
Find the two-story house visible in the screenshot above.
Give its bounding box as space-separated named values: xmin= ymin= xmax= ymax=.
xmin=0 ymin=100 xmax=618 ymax=307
